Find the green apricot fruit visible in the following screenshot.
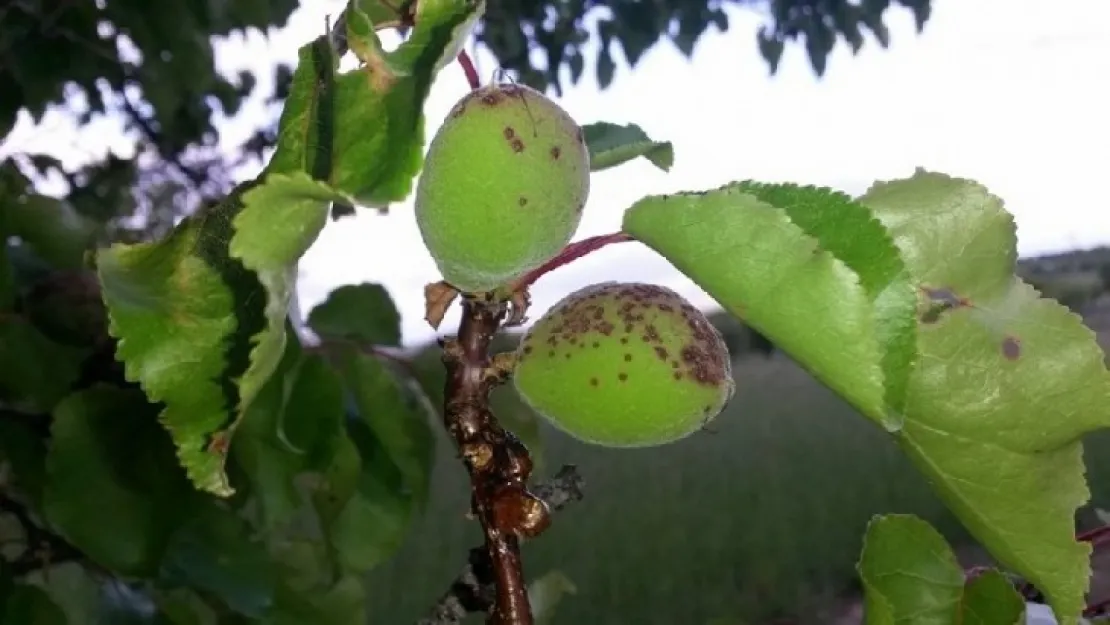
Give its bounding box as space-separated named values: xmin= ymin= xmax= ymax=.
xmin=415 ymin=83 xmax=590 ymax=293
xmin=512 ymin=282 xmax=735 ymax=447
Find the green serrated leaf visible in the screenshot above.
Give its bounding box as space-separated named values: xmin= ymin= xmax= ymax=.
xmin=2 ymin=193 xmax=95 ymax=271
xmin=21 ymin=564 xmax=101 ymax=625
xmin=732 ymin=182 xmax=917 ymax=421
xmin=306 ymin=283 xmax=402 ymax=347
xmin=159 ymin=503 xmax=277 ymax=618
xmin=582 ymin=122 xmax=674 ymax=172
xmin=152 ymin=588 xmax=218 ymax=625
xmin=392 ymin=0 xmax=486 ymax=75
xmin=232 ymin=334 xmax=348 ymax=532
xmin=42 ymin=386 xmax=192 ymax=577
xmin=264 ymin=575 xmax=366 ymax=625
xmin=355 ymin=0 xmax=413 ymax=27
xmin=268 ymin=0 xmax=483 ymax=207
xmin=1 ymin=584 xmax=67 ymax=625
xmin=962 ymin=570 xmax=1026 ymax=625
xmin=621 ymin=184 xmax=889 ymax=423
xmin=0 ymin=418 xmax=48 ymax=513
xmin=528 ymin=570 xmax=577 ymax=625
xmin=0 ymin=242 xmax=14 ymax=308
xmin=230 ymin=172 xmax=351 ymax=417
xmin=0 ymin=320 xmax=86 ymax=413
xmin=857 ymin=514 xmax=964 ymax=625
xmin=97 ymin=181 xmax=270 ymax=497
xmin=310 ymin=433 xmax=362 ymax=530
xmin=325 ymin=349 xmax=437 ymax=572
xmin=345 ymin=6 xmax=395 ymax=76
xmin=859 ymin=170 xmax=1110 ymax=625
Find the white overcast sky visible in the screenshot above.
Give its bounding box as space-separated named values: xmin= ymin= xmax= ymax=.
xmin=2 ymin=0 xmax=1109 ymax=347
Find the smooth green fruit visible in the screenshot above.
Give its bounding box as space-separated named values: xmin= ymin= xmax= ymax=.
xmin=415 ymin=83 xmax=590 ymax=293
xmin=512 ymin=282 xmax=735 ymax=447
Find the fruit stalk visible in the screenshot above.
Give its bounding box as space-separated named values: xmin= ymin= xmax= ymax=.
xmin=439 ymin=293 xmax=552 ymax=625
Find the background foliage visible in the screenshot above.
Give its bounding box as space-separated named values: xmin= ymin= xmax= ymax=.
xmin=8 ymin=0 xmax=1110 ymax=624
xmin=0 ymin=0 xmax=930 ymax=244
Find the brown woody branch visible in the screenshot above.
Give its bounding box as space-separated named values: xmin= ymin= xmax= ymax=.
xmin=417 ymin=465 xmax=585 ymax=625
xmin=433 ymin=293 xmax=557 ymax=624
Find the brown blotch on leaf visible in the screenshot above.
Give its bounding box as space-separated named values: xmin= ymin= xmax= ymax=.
xmin=511 ymin=138 xmax=525 ymax=153
xmin=919 ymin=285 xmax=971 ymax=323
xmin=1002 ymin=336 xmax=1021 ymax=360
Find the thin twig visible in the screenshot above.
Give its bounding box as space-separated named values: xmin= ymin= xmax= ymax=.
xmin=417 ymin=466 xmax=585 ymax=625
xmin=509 ymin=233 xmax=634 ymax=292
xmin=458 ymin=50 xmax=481 ymax=90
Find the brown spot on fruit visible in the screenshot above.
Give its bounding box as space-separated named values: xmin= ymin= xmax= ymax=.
xmin=519 ymin=196 xmax=528 ymax=207
xmin=1002 ymin=336 xmax=1021 ymax=360
xmin=504 ymin=126 xmax=516 ymax=140
xmin=590 ymin=377 xmax=599 ymax=387
xmin=654 ymin=346 xmax=669 ymax=361
xmin=481 ymin=92 xmax=501 ymax=105
xmin=511 ymin=138 xmax=525 ymax=152
xmin=618 ymin=373 xmax=628 ymax=382
xmin=624 ymin=354 xmax=632 ymax=362
xmin=551 ymin=145 xmax=562 ymax=159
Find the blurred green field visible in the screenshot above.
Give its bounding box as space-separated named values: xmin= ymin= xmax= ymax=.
xmin=361 ymin=312 xmax=1110 ymax=624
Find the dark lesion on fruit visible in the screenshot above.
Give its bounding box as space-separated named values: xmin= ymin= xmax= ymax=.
xmin=518 ymin=196 xmax=528 ymax=207
xmin=527 ymin=282 xmax=729 ymax=389
xmin=550 ymin=145 xmax=561 ymax=160
xmin=511 ymin=138 xmax=525 ymax=153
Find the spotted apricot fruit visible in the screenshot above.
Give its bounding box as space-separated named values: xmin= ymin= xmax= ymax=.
xmin=512 ymin=282 xmax=735 ymax=447
xmin=415 ymin=83 xmax=590 ymax=293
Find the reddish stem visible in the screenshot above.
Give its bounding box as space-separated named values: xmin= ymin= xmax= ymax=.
xmin=511 ymin=232 xmax=634 ymax=291
xmin=1078 ymin=523 xmax=1110 ymax=547
xmin=457 ymin=49 xmax=481 ymax=90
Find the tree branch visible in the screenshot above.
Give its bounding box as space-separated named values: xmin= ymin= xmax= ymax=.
xmin=417 ymin=465 xmax=585 ymax=625
xmin=434 ymin=293 xmax=556 ymax=625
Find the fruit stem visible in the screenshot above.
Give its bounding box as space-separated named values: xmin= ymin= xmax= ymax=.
xmin=457 ymin=49 xmax=481 ymax=90
xmin=438 ymin=292 xmax=550 ymax=625
xmin=510 ymin=232 xmax=634 ymax=292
